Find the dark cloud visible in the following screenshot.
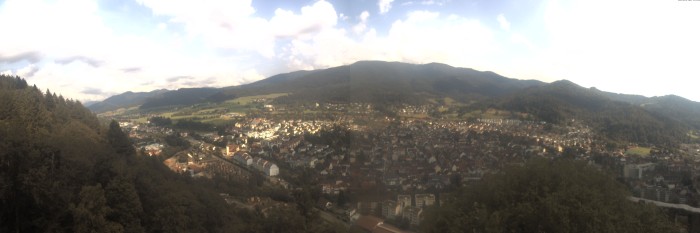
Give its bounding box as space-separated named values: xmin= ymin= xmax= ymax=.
xmin=121 ymin=67 xmax=142 ymax=73
xmin=21 ymin=66 xmax=40 ymax=78
xmin=55 ymin=56 xmax=103 ymax=67
xmin=81 ymin=87 xmax=106 ymax=95
xmin=0 ymin=51 xmax=42 ymax=64
xmin=166 ymin=76 xmax=194 ymax=82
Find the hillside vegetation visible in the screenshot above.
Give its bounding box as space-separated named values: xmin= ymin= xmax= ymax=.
xmin=498 ymin=80 xmax=689 ymax=145
xmin=0 ymin=75 xmax=341 ymax=233
xmin=422 ymin=159 xmax=676 ymax=233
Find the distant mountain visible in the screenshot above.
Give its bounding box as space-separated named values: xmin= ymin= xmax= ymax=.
xmin=88 ymin=89 xmax=168 ymax=112
xmin=92 ymin=61 xmax=546 ymax=111
xmin=604 ymin=93 xmax=700 ymax=129
xmin=498 ymin=80 xmax=690 ymax=145
xmin=138 ymin=87 xmax=220 ymax=110
xmin=214 ymin=61 xmax=546 ymax=104
xmin=82 ymin=100 xmax=99 ymax=107
xmin=90 ymin=60 xmax=700 ymax=145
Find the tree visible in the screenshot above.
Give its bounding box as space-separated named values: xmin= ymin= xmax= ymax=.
xmin=71 ymin=184 xmax=123 ymax=233
xmin=107 ymin=120 xmax=135 ymax=156
xmin=421 ymin=158 xmax=676 ymax=233
xmin=105 ymin=177 xmax=145 ymax=233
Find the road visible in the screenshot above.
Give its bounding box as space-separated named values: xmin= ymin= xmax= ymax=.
xmin=629 ymin=196 xmax=700 ymax=213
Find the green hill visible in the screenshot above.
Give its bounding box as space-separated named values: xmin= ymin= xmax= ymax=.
xmin=88 ymin=89 xmax=168 ymax=113
xmin=88 ymin=61 xmax=700 ymax=146
xmin=0 ymin=75 xmax=341 ymax=233
xmin=497 ymin=80 xmax=689 ymax=145
xmin=216 ymin=61 xmax=545 ymax=104
xmin=422 ymin=159 xmax=676 ymax=233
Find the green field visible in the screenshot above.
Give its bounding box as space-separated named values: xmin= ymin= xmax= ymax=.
xmin=140 ymin=93 xmax=287 ymax=118
xmin=224 ymin=93 xmax=289 ymax=105
xmin=625 ymin=147 xmax=652 ymax=156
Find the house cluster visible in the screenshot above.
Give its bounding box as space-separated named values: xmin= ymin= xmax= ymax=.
xmin=228 ymin=150 xmax=279 ymax=176
xmin=120 ymin=121 xmax=174 ymax=140
xmin=140 ymin=143 xmax=164 ymax=156
xmin=228 ymin=118 xmax=337 ymax=139
xmin=623 ymin=149 xmax=700 ymax=206
xmin=350 ymin=193 xmax=437 ymax=229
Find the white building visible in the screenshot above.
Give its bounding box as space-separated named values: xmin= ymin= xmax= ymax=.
xmin=415 ymin=194 xmax=436 ymax=208
xmin=265 ymin=163 xmax=279 ymax=176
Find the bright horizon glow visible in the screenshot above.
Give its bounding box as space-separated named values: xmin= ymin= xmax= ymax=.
xmin=1 ymin=0 xmax=699 ymax=102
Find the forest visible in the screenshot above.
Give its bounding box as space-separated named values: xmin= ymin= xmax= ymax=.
xmin=0 ymin=75 xmax=342 ymax=233
xmin=421 ymin=158 xmax=676 ymax=233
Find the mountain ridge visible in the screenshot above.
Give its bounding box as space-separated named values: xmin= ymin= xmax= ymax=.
xmin=87 ymin=61 xmax=700 ymax=145
xmin=91 ymin=61 xmax=547 ymax=112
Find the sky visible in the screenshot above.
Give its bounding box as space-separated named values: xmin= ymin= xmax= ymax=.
xmin=1 ymin=0 xmax=699 ymax=103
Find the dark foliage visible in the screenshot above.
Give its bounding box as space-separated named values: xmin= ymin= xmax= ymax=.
xmin=421 ymin=158 xmax=677 ymax=233
xmin=139 ymin=88 xmax=220 ymax=109
xmin=148 ymin=116 xmax=172 ymax=126
xmin=498 ymin=80 xmax=689 ymax=146
xmin=0 ymin=75 xmax=348 ymax=233
xmin=174 ymin=119 xmax=216 ymax=131
xmin=221 ymin=61 xmax=544 ymax=105
xmin=88 ymin=89 xmax=168 ymax=113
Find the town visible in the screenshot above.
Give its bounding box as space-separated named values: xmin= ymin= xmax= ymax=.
xmin=114 ymin=102 xmax=700 ymax=232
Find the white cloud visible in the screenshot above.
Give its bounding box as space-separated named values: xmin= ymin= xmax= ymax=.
xmin=424 ymin=0 xmax=447 ymax=5
xmin=282 ymin=11 xmax=499 ymax=71
xmin=352 ymin=11 xmax=371 ymax=34
xmin=137 ymin=0 xmax=274 ymax=57
xmin=378 ymin=0 xmax=395 ymax=14
xmin=0 ymin=0 xmax=111 ymax=63
xmin=497 ymin=14 xmax=510 ymax=31
xmin=538 ymin=0 xmax=700 ymax=99
xmin=269 ymin=0 xmax=338 ymax=39
xmin=0 ymin=0 xmax=344 ymax=101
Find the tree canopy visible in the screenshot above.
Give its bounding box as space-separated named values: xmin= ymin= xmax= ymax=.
xmin=421 ymin=158 xmax=677 ymax=233
xmin=0 ymin=75 xmax=347 ymax=232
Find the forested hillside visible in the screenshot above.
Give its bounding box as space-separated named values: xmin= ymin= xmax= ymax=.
xmin=498 ymin=80 xmax=689 ymax=146
xmin=0 ymin=75 xmax=339 ymax=233
xmin=421 ymin=159 xmax=676 ymax=233
xmin=88 ymin=89 xmax=168 ymax=113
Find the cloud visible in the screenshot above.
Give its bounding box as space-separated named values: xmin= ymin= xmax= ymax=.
xmin=353 ymin=11 xmax=371 ymax=34
xmin=281 ymin=10 xmax=498 ymax=70
xmin=55 ymin=56 xmax=103 ymax=67
xmin=137 ymin=0 xmax=274 ymax=57
xmin=1 ymin=64 xmax=40 ymax=78
xmin=17 ymin=65 xmax=40 ymax=77
xmin=81 ymin=87 xmax=106 ymax=95
xmin=121 ymin=67 xmax=142 ymax=73
xmin=0 ymin=51 xmax=42 ymax=64
xmin=0 ymin=0 xmax=112 ymax=65
xmin=378 ymin=0 xmax=395 ymax=14
xmin=497 ymin=14 xmax=510 ymax=31
xmin=269 ymin=0 xmax=338 ymax=39
xmin=404 ymin=0 xmax=449 ymax=6
xmin=166 ymin=76 xmax=194 ymax=83
xmin=420 ymin=0 xmax=449 ymax=6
